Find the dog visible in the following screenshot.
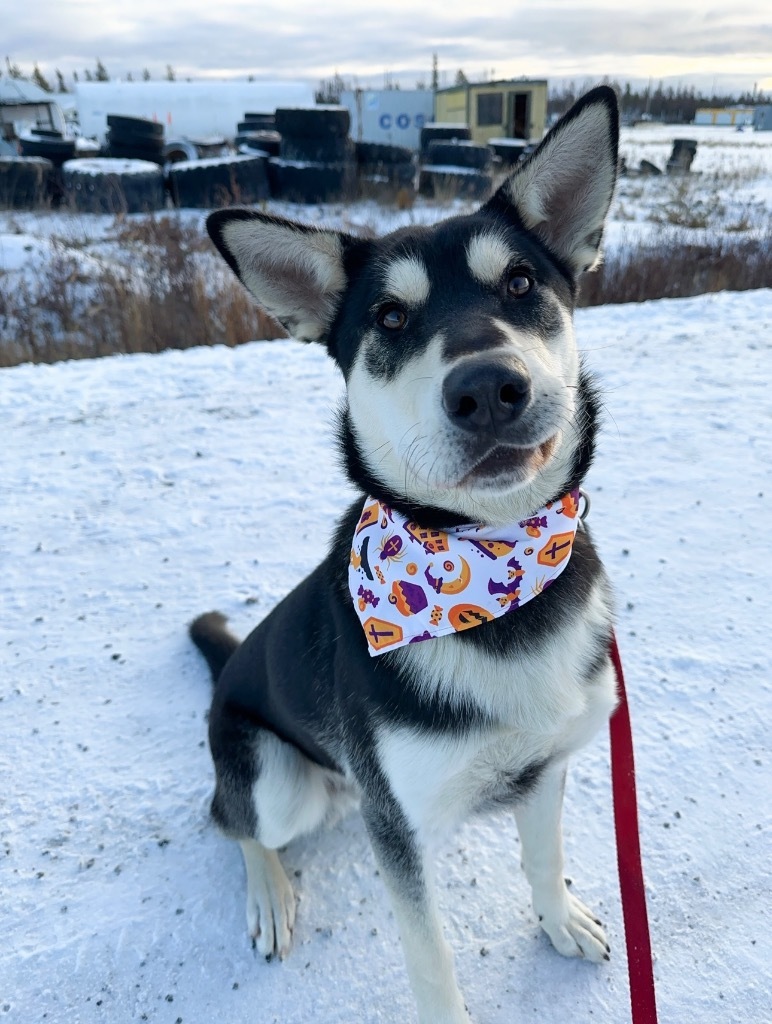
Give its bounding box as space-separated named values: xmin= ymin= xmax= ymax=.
xmin=190 ymin=86 xmax=620 ymax=1024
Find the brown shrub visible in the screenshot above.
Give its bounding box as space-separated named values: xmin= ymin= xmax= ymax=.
xmin=579 ymin=231 xmax=772 ymax=307
xmin=0 ymin=215 xmax=286 ymax=366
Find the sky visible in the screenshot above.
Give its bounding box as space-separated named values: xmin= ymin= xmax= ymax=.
xmin=5 ymin=0 xmax=772 ymax=95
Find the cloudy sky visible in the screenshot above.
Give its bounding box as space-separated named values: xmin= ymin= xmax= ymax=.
xmin=6 ymin=0 xmax=771 ymax=94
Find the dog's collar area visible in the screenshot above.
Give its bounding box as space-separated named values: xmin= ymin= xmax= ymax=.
xmin=579 ymin=489 xmax=591 ymax=521
xmin=349 ymin=490 xmax=582 ymax=655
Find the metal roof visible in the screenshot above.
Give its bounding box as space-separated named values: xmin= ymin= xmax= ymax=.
xmin=0 ymin=78 xmax=57 ymax=104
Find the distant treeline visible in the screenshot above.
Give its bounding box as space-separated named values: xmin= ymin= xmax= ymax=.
xmin=548 ymin=80 xmax=768 ymax=122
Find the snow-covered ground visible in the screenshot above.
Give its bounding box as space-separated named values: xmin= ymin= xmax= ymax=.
xmin=2 ymin=121 xmax=771 ymax=1022
xmin=2 ymin=285 xmax=771 ymax=1023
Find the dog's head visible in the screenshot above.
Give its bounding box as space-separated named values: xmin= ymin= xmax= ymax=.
xmin=208 ymin=87 xmax=618 ymax=525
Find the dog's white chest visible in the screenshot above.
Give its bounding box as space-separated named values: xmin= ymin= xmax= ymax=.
xmin=380 ymin=583 xmax=617 ymax=837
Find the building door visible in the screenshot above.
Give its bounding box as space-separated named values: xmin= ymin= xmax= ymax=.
xmin=509 ymin=92 xmax=530 ymax=138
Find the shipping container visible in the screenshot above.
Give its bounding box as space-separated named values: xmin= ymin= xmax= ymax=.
xmin=341 ymin=90 xmax=434 ymax=150
xmin=75 ymin=80 xmax=315 ymax=143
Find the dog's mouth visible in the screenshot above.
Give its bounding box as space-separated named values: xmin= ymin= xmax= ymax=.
xmin=459 ymin=436 xmax=557 ymax=488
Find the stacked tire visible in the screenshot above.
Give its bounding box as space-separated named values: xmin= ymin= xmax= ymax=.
xmin=419 ymin=139 xmax=493 ymax=200
xmin=18 ymin=131 xmax=76 ymax=206
xmin=234 ymin=111 xmax=281 ymax=157
xmin=18 ymin=130 xmax=77 ymax=168
xmin=487 ymin=138 xmax=529 ymax=168
xmin=240 ymin=112 xmax=276 ymax=131
xmin=106 ymin=115 xmax=165 ymax=165
xmin=168 ymin=154 xmax=270 ymax=209
xmin=236 ymin=130 xmax=281 ymax=157
xmin=354 ymin=142 xmax=415 ymax=200
xmin=270 ymin=107 xmax=355 ymax=203
xmin=0 ymin=157 xmax=53 ymax=210
xmin=62 ymin=158 xmax=166 ymax=214
xmin=419 ymin=123 xmax=471 ymax=154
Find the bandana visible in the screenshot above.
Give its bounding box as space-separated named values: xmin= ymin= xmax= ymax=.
xmin=349 ymin=489 xmax=582 ymax=655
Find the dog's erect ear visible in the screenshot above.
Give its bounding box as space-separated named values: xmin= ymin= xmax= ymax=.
xmin=207 ymin=209 xmax=355 ymax=343
xmin=487 ymin=85 xmax=619 ymax=278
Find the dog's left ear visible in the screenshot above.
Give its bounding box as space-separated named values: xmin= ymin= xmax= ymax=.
xmin=486 ymin=85 xmax=619 ymax=278
xmin=207 ymin=209 xmax=356 ymax=343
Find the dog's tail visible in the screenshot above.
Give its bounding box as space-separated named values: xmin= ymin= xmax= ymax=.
xmin=189 ymin=611 xmax=240 ymax=685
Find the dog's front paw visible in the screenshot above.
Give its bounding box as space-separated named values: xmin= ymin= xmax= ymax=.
xmin=242 ymin=843 xmax=296 ymax=961
xmin=536 ymin=889 xmax=610 ymax=963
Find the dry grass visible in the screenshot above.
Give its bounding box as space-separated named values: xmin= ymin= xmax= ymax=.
xmin=580 ymin=231 xmax=772 ymax=306
xmin=1 ymin=211 xmax=771 ymax=367
xmin=0 ymin=216 xmax=286 ymax=367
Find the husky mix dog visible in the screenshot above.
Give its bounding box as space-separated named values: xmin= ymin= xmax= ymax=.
xmin=190 ymin=86 xmax=620 ymax=1024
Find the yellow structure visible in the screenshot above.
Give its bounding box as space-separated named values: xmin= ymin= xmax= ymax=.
xmin=694 ymin=107 xmax=754 ymax=127
xmin=434 ymin=80 xmax=548 ymax=143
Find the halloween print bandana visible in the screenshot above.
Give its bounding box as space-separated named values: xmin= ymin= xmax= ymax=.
xmin=349 ymin=489 xmax=582 ymax=655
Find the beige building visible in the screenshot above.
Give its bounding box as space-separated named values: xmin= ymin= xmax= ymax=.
xmin=434 ymin=80 xmax=548 ymax=144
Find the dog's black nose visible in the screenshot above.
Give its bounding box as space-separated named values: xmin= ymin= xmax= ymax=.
xmin=442 ymin=358 xmax=532 ymax=433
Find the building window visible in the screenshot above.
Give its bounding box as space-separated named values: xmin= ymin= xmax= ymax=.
xmin=477 ymin=92 xmax=503 ymax=127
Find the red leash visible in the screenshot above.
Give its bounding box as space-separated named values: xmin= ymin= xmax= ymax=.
xmin=609 ymin=631 xmax=659 ymax=1024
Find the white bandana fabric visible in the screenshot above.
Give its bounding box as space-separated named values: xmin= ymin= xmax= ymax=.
xmin=348 ymin=489 xmax=582 ymax=655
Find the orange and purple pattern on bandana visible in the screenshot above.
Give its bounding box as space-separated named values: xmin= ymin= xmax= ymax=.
xmin=349 ymin=490 xmax=582 ymax=655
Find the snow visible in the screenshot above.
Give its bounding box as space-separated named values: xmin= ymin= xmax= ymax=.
xmin=2 ymin=287 xmax=771 ymax=1023
xmin=170 ymin=154 xmax=267 ymax=173
xmin=62 ymin=158 xmax=162 ymax=177
xmin=421 ymin=164 xmax=489 ymax=176
xmin=2 ymin=121 xmax=772 ymax=1023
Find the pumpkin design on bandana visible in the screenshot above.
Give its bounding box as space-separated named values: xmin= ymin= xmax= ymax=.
xmin=349 ymin=490 xmax=582 ymax=656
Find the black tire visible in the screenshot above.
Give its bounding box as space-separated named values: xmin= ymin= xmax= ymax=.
xmin=164 ymin=140 xmax=200 ymax=164
xmin=169 ymin=154 xmax=270 ymax=209
xmin=269 ymin=159 xmax=356 ymax=203
xmin=667 ymin=138 xmax=698 ymax=174
xmin=238 ymin=115 xmax=276 ymax=132
xmin=107 ymin=139 xmax=166 ymax=165
xmin=274 ymin=106 xmax=350 ymax=139
xmin=357 ymin=172 xmax=416 ymax=202
xmin=638 ymin=159 xmax=662 ymax=176
xmin=107 ymin=127 xmax=166 ymax=151
xmin=357 ymin=161 xmax=415 ymax=189
xmin=62 ymin=158 xmax=166 ymax=214
xmin=106 ymin=114 xmax=164 ymax=139
xmin=420 ymin=124 xmax=471 ymax=152
xmin=487 ymin=138 xmax=528 ymax=166
xmin=425 ymin=140 xmax=491 ymax=170
xmin=280 ymin=135 xmax=354 ymax=163
xmin=418 ymin=166 xmax=493 ymax=200
xmin=19 ymin=134 xmax=77 ymax=167
xmin=0 ymin=156 xmax=53 ymax=210
xmin=354 ymin=141 xmax=414 ymax=166
xmin=235 ymin=130 xmax=281 ymax=156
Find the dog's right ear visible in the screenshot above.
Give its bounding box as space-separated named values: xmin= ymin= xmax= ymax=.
xmin=207 ymin=209 xmax=355 ymax=343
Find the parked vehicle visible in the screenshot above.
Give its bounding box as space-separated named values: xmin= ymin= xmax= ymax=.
xmin=0 ymin=79 xmax=68 ymax=146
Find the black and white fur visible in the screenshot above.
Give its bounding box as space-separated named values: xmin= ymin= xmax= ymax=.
xmin=191 ymin=87 xmax=620 ymax=1024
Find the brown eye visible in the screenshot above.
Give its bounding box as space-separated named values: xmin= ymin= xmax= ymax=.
xmin=507 ymin=272 xmax=533 ymax=297
xmin=379 ymin=306 xmax=407 ymax=331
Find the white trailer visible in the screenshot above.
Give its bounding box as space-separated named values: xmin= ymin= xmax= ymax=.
xmin=75 ymin=80 xmax=315 ymax=142
xmin=341 ymin=90 xmax=435 ymax=151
